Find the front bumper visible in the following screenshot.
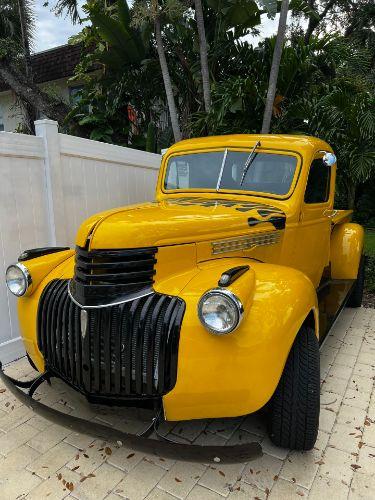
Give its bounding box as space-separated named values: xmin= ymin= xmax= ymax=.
xmin=0 ymin=361 xmax=261 ymax=464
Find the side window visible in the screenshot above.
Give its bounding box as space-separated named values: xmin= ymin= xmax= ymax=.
xmin=304 ymin=158 xmax=331 ymax=204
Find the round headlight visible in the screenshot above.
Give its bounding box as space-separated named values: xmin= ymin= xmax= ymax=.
xmin=198 ymin=289 xmax=243 ymax=335
xmin=5 ymin=263 xmax=31 ymax=297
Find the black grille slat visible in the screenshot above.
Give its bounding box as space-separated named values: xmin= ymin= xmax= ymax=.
xmin=37 ymin=278 xmax=185 ymax=399
xmin=73 ymin=306 xmax=81 ymax=385
xmin=75 ymin=269 xmax=156 ymax=285
xmin=67 ymin=300 xmax=75 ymax=382
xmin=136 ymin=295 xmax=154 ymax=394
xmin=50 ymin=280 xmax=67 ymax=368
xmin=76 ymin=259 xmax=156 ymax=270
xmin=70 ymin=246 xmax=158 ymax=308
xmin=91 ymin=310 xmax=101 ymax=392
xmin=59 ymin=289 xmax=70 ymax=375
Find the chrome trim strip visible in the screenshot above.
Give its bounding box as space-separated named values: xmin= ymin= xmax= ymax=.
xmin=67 ymin=281 xmax=154 ymax=309
xmin=216 ymin=148 xmax=228 ymax=191
xmin=212 ymin=231 xmax=281 ymax=255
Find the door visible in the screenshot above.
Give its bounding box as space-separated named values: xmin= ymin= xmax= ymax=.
xmin=296 ymin=153 xmax=334 ymax=287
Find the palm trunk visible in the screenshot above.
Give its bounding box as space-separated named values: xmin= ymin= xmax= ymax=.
xmin=195 ymin=0 xmax=211 ymax=113
xmin=17 ymin=0 xmax=36 ymax=133
xmin=261 ymin=0 xmax=289 ymax=134
xmin=154 ymin=16 xmax=182 ymax=142
xmin=347 ymin=180 xmax=357 ymax=210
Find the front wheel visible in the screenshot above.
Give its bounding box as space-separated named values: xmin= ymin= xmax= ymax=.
xmin=346 ymin=255 xmax=365 ymax=308
xmin=268 ymin=325 xmax=320 ymax=451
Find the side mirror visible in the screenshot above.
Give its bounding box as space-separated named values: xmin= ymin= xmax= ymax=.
xmin=322 ymin=152 xmax=337 ymax=166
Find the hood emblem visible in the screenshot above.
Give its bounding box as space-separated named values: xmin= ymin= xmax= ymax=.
xmin=80 ymin=309 xmax=88 ymax=339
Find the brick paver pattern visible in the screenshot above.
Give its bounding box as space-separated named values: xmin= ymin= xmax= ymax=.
xmin=0 ymin=307 xmax=374 ymax=499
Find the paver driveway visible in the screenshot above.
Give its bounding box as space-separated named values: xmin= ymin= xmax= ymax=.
xmin=0 ymin=307 xmax=374 ymax=500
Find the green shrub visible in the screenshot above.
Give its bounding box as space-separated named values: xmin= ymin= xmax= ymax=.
xmin=365 ymin=256 xmax=375 ymax=293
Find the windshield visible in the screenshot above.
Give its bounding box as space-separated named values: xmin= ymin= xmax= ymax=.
xmin=164 ymin=151 xmax=298 ymax=196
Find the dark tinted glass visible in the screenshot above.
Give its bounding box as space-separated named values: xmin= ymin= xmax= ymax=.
xmin=220 ymin=152 xmax=297 ymax=195
xmin=164 ymin=152 xmax=224 ymax=190
xmin=304 ymin=159 xmax=331 ymax=203
xmin=164 ymin=151 xmax=297 ymax=196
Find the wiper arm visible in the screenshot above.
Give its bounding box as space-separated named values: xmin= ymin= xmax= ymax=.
xmin=240 ymin=141 xmax=261 ymax=186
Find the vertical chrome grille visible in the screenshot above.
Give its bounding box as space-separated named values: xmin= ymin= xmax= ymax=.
xmin=37 ymin=279 xmax=185 ymax=399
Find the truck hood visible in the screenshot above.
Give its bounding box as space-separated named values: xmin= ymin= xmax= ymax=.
xmin=76 ymin=197 xmax=286 ymax=249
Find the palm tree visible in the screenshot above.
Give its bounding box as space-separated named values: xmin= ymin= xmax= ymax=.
xmin=17 ymin=0 xmax=36 ymax=132
xmin=0 ymin=0 xmax=71 ymax=126
xmin=48 ymin=0 xmax=81 ymax=24
xmin=194 ymin=0 xmax=210 ymax=113
xmin=132 ymin=0 xmax=182 ymax=142
xmin=261 ymin=0 xmax=289 ymax=134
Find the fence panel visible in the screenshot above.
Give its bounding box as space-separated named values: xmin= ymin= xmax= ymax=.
xmin=0 ymin=132 xmax=49 ymax=363
xmin=0 ymin=121 xmax=161 ymax=363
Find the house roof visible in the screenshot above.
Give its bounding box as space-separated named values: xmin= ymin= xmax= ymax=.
xmin=0 ymin=44 xmax=83 ymax=92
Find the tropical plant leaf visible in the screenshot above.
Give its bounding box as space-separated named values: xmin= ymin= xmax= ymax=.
xmin=257 ymin=0 xmax=277 ymax=18
xmin=289 ymin=0 xmax=320 ymax=21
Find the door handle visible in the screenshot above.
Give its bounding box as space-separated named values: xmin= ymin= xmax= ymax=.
xmin=323 ymin=209 xmax=338 ymax=218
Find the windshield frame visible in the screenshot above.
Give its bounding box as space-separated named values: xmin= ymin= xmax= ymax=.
xmin=162 ymin=146 xmax=303 ymax=200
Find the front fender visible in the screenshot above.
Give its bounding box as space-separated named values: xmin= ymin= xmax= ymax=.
xmin=17 ymin=254 xmax=75 ymax=372
xmin=162 ymin=259 xmax=318 ymax=421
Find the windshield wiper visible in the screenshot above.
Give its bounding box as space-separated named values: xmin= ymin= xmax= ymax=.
xmin=240 ymin=141 xmax=261 ymax=186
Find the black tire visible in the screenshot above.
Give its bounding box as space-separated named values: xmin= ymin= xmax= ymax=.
xmin=268 ymin=325 xmax=320 ymax=451
xmin=26 ymin=353 xmax=38 ymax=371
xmin=346 ymin=255 xmax=365 ymax=308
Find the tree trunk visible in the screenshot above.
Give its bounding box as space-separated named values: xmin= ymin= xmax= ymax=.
xmin=17 ymin=0 xmax=36 ymax=134
xmin=304 ymin=0 xmax=336 ymax=44
xmin=154 ymin=16 xmax=182 ymax=143
xmin=261 ymin=0 xmax=289 ymax=134
xmin=0 ymin=59 xmax=70 ymax=125
xmin=304 ymin=18 xmax=319 ymax=44
xmin=195 ymin=0 xmax=211 ymax=113
xmin=347 ymin=180 xmax=357 ymax=210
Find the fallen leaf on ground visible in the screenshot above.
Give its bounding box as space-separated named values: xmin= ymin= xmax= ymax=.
xmin=66 ymin=482 xmax=74 ymax=492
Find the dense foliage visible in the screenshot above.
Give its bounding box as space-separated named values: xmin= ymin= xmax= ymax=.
xmin=2 ymin=0 xmax=374 ymax=220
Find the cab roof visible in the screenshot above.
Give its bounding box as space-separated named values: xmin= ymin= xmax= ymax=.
xmin=166 ymin=134 xmax=332 ymax=156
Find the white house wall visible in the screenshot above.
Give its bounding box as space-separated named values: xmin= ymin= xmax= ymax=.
xmin=0 ymin=121 xmax=161 ymax=363
xmin=0 ymin=78 xmax=74 ymax=132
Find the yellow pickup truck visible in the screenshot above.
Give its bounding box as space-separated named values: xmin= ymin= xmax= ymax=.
xmin=4 ymin=134 xmax=364 ymax=451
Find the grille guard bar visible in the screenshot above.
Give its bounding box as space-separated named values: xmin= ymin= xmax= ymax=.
xmin=0 ymin=361 xmax=262 ymax=464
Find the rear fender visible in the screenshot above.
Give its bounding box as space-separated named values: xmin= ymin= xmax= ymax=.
xmin=162 ymin=259 xmax=318 ymax=421
xmin=330 ymin=223 xmax=364 ymax=280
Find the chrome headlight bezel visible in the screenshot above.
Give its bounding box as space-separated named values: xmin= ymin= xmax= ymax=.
xmin=5 ymin=263 xmax=32 ymax=297
xmin=198 ymin=288 xmax=244 ymax=335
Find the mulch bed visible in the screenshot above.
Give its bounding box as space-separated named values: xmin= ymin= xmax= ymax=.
xmin=363 ymin=290 xmax=375 ymax=309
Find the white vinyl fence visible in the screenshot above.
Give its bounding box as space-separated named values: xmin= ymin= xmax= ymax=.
xmin=0 ymin=120 xmax=161 ymax=363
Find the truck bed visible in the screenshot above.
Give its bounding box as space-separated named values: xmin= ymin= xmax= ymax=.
xmin=332 ymin=210 xmax=353 ymax=225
